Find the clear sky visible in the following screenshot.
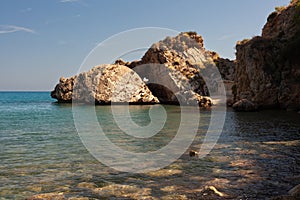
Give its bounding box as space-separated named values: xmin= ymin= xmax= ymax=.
xmin=0 ymin=0 xmax=290 ymax=91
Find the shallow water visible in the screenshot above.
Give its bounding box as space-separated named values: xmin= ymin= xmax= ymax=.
xmin=0 ymin=92 xmax=300 ymax=199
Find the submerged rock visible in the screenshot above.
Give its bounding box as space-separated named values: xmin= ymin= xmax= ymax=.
xmin=51 ymin=64 xmax=159 ymax=104
xmin=232 ymin=99 xmax=257 ymax=112
xmin=189 ymin=150 xmax=199 ymax=157
xmin=25 ymin=192 xmax=65 ymax=200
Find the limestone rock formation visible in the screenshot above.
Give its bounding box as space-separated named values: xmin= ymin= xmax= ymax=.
xmin=51 ymin=64 xmax=159 ymax=104
xmin=118 ymin=32 xmax=232 ymax=106
xmin=234 ymin=0 xmax=300 ymax=110
xmin=52 ymin=32 xmax=234 ymax=108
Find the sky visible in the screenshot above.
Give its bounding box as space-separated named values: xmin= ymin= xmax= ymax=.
xmin=0 ymin=0 xmax=291 ymax=91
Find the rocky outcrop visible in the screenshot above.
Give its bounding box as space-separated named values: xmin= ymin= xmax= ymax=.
xmin=51 ymin=64 xmax=159 ymax=104
xmin=52 ymin=32 xmax=237 ymax=107
xmin=51 ymin=76 xmax=75 ymax=103
xmin=117 ymin=32 xmax=233 ymax=105
xmin=234 ymin=0 xmax=300 ymax=110
xmin=139 ymin=32 xmax=220 ymax=97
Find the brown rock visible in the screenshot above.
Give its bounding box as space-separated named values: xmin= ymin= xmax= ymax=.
xmin=51 ymin=64 xmax=159 ymax=104
xmin=189 ymin=150 xmax=199 ymax=157
xmin=25 ymin=192 xmax=65 ymax=200
xmin=232 ymin=99 xmax=257 ymax=112
xmin=173 ymin=90 xmax=212 ymax=108
xmin=234 ymin=1 xmax=300 ymax=110
xmin=125 ymin=32 xmax=224 ymax=107
xmin=214 ymin=58 xmax=235 ymax=81
xmin=76 ymin=182 xmax=97 ymax=189
xmin=52 ymin=32 xmax=232 ymax=108
xmin=51 ymin=76 xmax=75 ymax=103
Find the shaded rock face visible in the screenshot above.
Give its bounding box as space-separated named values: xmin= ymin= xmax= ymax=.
xmin=140 ymin=32 xmax=217 ymax=98
xmin=51 ymin=76 xmax=75 ymax=103
xmin=51 ymin=64 xmax=159 ymax=104
xmin=234 ymin=0 xmax=300 ymax=110
xmin=214 ymin=58 xmax=235 ymax=81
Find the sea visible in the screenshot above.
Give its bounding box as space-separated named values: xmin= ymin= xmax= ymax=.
xmin=0 ymin=92 xmax=300 ymax=199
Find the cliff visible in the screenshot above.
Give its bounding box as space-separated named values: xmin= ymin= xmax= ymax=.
xmin=234 ymin=0 xmax=300 ymax=110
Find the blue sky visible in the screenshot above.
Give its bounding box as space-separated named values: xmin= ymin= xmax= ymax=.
xmin=0 ymin=0 xmax=290 ymax=91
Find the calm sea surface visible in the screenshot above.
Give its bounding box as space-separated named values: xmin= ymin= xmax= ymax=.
xmin=0 ymin=92 xmax=300 ymax=199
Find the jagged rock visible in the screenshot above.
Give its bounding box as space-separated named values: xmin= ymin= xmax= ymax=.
xmin=232 ymin=99 xmax=257 ymax=112
xmin=51 ymin=76 xmax=75 ymax=102
xmin=52 ymin=32 xmax=233 ymax=108
xmin=122 ymin=32 xmax=225 ymax=106
xmin=262 ymin=0 xmax=300 ymax=41
xmin=51 ymin=64 xmax=159 ymax=104
xmin=234 ymin=0 xmax=300 ymax=110
xmin=52 ymin=32 xmax=228 ymax=108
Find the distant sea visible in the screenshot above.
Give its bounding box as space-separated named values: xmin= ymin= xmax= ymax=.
xmin=1 ymin=92 xmax=300 ymax=199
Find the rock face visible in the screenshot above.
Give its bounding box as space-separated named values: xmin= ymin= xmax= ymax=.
xmin=139 ymin=32 xmax=222 ymax=98
xmin=118 ymin=32 xmax=234 ymax=106
xmin=214 ymin=58 xmax=235 ymax=82
xmin=234 ymin=0 xmax=300 ymax=110
xmin=51 ymin=64 xmax=159 ymax=104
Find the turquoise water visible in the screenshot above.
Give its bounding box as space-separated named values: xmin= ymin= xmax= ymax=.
xmin=1 ymin=92 xmax=300 ymax=199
